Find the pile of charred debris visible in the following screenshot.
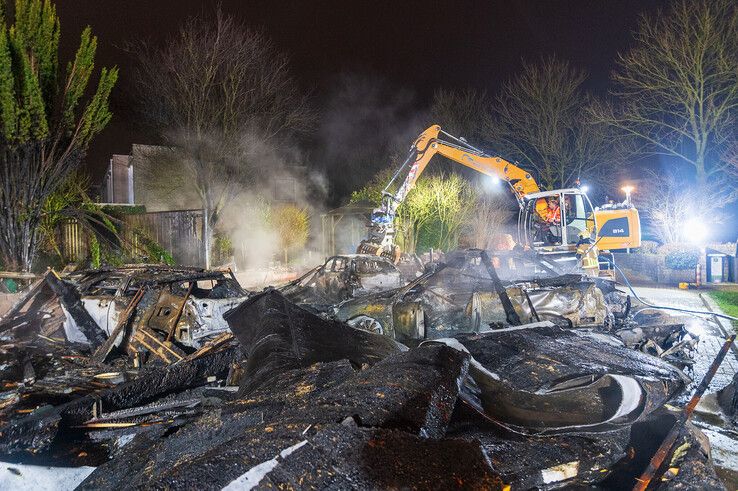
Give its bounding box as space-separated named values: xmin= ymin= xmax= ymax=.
xmin=0 ymin=251 xmax=735 ymax=490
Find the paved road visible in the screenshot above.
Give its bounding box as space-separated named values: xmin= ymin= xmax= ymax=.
xmin=632 ymin=287 xmax=737 ymax=391
xmin=632 ymin=286 xmax=737 ymax=487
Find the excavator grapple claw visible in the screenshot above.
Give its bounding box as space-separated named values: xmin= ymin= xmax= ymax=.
xmin=356 ymin=241 xmax=401 ymax=264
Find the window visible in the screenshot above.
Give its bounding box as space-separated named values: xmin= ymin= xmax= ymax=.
xmin=331 ymin=257 xmax=347 ymax=272
xmin=562 ymin=193 xmax=595 ymax=243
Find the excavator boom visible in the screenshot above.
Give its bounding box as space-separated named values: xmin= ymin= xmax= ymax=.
xmin=383 ymin=125 xmax=539 ymax=211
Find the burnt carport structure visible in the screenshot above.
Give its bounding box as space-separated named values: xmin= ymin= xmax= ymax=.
xmin=321 ymin=203 xmax=374 ymax=258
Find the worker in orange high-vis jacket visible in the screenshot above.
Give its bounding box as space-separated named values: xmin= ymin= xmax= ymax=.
xmin=535 ymin=196 xmax=562 ymax=245
xmin=535 ymin=196 xmax=561 ymax=225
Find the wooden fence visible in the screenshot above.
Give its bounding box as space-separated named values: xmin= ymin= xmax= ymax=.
xmin=122 ymin=209 xmax=203 ymax=266
xmin=61 ymin=219 xmax=87 ymax=261
xmin=59 ymin=209 xmax=204 ymax=267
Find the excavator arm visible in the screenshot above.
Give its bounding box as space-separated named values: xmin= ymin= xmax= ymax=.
xmin=382 ymin=125 xmax=539 ymax=215
xmin=359 ymin=124 xmax=539 ymax=260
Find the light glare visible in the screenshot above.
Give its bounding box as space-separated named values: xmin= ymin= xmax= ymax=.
xmin=684 ymin=218 xmax=707 ymax=245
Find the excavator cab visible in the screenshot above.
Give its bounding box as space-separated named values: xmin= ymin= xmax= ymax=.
xmin=519 ymin=189 xmax=597 ymax=254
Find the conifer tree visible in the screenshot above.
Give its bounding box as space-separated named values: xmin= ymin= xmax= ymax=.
xmin=0 ymin=0 xmax=117 ymax=271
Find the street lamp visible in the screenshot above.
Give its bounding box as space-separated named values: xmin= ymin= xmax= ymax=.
xmin=621 ymin=185 xmax=634 ymax=205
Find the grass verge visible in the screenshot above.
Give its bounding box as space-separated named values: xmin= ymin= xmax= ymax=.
xmin=706 ymin=290 xmax=738 ymax=331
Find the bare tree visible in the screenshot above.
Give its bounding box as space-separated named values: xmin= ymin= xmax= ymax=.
xmin=637 ymin=171 xmax=717 ymax=245
xmin=134 ymin=10 xmax=312 ymax=267
xmin=430 ymin=88 xmax=490 ymax=143
xmin=486 ymin=56 xmax=617 ymax=190
xmin=725 ymin=140 xmax=738 ymax=182
xmin=592 ymin=0 xmax=738 ymax=196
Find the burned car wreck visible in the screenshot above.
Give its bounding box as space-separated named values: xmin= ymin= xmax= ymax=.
xmin=280 ymin=254 xmax=403 ymax=305
xmin=61 ymin=266 xmax=248 ymax=350
xmin=0 ymin=252 xmax=731 ymax=490
xmin=334 ymin=249 xmax=624 ymax=342
xmin=0 ymin=266 xmax=248 ymax=365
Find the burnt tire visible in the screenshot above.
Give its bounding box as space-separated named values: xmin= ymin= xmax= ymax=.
xmin=346 ymin=315 xmax=384 ymax=335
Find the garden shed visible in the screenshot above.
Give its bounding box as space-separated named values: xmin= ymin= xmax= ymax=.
xmin=705 ymin=247 xmax=734 ymax=283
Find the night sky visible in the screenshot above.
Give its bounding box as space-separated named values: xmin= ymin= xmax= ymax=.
xmin=55 ymin=0 xmax=670 ymax=193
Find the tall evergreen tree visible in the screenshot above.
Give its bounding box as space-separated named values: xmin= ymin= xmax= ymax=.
xmin=0 ymin=0 xmax=117 ymax=271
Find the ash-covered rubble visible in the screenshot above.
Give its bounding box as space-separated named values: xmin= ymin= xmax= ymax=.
xmin=0 ymin=266 xmax=247 ymax=459
xmin=0 ymin=253 xmax=729 ymax=489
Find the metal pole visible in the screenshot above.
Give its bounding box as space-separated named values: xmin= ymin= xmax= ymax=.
xmin=633 ymin=334 xmax=736 ymax=491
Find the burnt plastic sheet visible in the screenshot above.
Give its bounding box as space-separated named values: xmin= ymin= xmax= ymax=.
xmin=313 ymin=345 xmax=469 ymax=439
xmin=83 ymin=424 xmax=502 ymax=490
xmin=225 ymin=289 xmax=403 ymax=393
xmin=44 ymin=273 xmax=107 ymax=348
xmin=260 ymin=425 xmax=503 ymax=490
xmin=428 ymin=325 xmax=689 ymax=432
xmin=78 ymin=360 xmax=356 ymax=490
xmin=447 ymin=403 xmax=631 ymax=488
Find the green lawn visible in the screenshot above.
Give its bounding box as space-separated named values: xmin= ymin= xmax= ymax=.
xmin=707 ymin=290 xmax=738 ymax=330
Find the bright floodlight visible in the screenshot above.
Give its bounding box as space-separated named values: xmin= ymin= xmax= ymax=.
xmin=580 ymin=184 xmax=589 ymax=193
xmin=483 ymin=175 xmax=501 ymax=192
xmin=684 ymin=218 xmax=707 ymax=245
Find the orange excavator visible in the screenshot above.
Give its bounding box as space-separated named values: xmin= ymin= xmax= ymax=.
xmin=357 ymin=124 xmax=641 ymax=275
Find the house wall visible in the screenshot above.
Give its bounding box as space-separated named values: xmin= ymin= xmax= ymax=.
xmin=101 ymin=155 xmax=134 ymax=204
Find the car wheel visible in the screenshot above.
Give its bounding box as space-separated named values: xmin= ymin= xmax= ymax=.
xmin=346 ymin=315 xmax=384 ymax=335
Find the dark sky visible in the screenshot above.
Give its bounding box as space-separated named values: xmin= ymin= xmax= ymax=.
xmin=55 ymin=0 xmax=669 ymax=186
